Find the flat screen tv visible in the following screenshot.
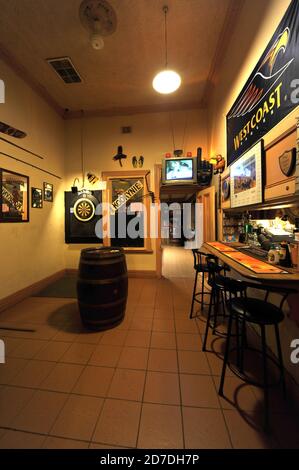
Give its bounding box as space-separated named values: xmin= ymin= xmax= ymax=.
xmin=161 ymin=157 xmax=198 ymax=185
xmin=230 ymin=140 xmax=264 ymax=208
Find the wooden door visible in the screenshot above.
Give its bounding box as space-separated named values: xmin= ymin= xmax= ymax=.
xmin=197 ymin=186 xmax=216 ymax=242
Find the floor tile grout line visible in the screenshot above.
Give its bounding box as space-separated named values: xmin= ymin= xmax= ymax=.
xmin=194 ymin=275 xmax=235 ymax=450
xmin=89 ymin=325 xmax=131 ymax=446
xmin=174 ymin=311 xmax=186 ymax=450
xmin=136 ymin=282 xmax=157 ymax=448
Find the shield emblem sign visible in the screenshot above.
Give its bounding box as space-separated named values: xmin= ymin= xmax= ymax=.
xmin=279 ymin=148 xmax=296 ymax=177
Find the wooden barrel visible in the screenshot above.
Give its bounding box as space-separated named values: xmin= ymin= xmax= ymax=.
xmin=77 ymin=247 xmax=128 ymax=330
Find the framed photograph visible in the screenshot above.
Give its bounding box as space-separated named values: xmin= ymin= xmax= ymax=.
xmin=0 ymin=168 xmax=29 ymax=222
xmin=31 ymin=187 xmax=43 ymax=208
xmin=43 ymin=182 xmax=53 ymax=202
xmin=230 ymin=140 xmax=264 ymax=208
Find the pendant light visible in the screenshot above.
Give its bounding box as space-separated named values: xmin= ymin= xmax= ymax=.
xmin=152 ymin=5 xmax=181 ymax=94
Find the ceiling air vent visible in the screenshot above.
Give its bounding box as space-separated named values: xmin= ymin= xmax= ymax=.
xmin=47 ymin=57 xmax=82 ymax=84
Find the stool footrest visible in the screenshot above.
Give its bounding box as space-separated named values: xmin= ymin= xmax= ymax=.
xmin=227 ymin=346 xmax=283 ymax=388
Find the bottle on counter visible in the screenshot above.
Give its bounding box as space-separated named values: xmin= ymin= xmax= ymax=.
xmin=279 ymin=241 xmax=292 ymax=268
xmin=267 ymin=244 xmax=280 ymax=265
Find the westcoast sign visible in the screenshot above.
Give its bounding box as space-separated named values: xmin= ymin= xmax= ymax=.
xmin=227 ymin=0 xmax=299 ymax=165
xmin=233 ymin=82 xmax=283 ymax=152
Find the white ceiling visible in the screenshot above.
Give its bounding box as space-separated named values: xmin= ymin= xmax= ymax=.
xmin=0 ymin=0 xmax=243 ymax=116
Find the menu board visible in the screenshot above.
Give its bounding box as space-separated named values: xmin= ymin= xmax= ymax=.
xmin=224 ymin=251 xmax=286 ymax=274
xmin=206 ymin=242 xmax=237 ymax=252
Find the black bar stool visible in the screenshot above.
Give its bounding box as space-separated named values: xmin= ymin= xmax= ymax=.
xmin=218 ymin=278 xmax=297 ymax=431
xmin=189 ymin=250 xmax=216 ymax=319
xmin=202 ymin=258 xmax=246 ymax=351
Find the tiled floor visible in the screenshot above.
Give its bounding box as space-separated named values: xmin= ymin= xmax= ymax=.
xmin=0 ymin=277 xmax=299 ymax=449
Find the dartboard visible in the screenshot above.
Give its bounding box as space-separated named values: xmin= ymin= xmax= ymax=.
xmin=74 ymin=197 xmax=95 ymax=222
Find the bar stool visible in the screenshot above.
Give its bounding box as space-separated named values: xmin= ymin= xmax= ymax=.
xmin=218 ymin=278 xmax=297 ymax=431
xmin=202 ymin=258 xmax=246 ymax=351
xmin=189 ymin=250 xmax=216 ymax=319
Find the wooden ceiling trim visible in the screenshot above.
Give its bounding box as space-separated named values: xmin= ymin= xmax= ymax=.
xmin=64 ymin=100 xmax=205 ymax=120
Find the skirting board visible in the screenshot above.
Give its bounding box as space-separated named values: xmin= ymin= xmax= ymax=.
xmin=0 ymin=268 xmax=158 ymax=313
xmin=0 ymin=270 xmax=65 ymax=313
xmin=66 ymin=268 xmax=157 ymax=278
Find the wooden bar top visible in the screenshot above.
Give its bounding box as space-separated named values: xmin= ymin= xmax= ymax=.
xmin=203 ymin=242 xmax=299 ymax=283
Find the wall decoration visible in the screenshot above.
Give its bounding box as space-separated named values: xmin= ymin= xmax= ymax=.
xmin=87 ymin=172 xmax=100 ymax=184
xmin=0 ymin=121 xmax=27 ymax=139
xmin=73 ymin=197 xmax=95 ymax=222
xmin=138 ymin=156 xmax=144 ymax=168
xmin=230 ymin=140 xmax=264 ymax=208
xmin=65 ymin=190 xmax=103 ymax=244
xmin=278 ymin=148 xmax=296 ymax=176
xmin=132 ymin=156 xmax=137 ymax=168
xmin=227 ymin=0 xmax=299 ymax=165
xmin=31 ymin=187 xmax=43 ymax=208
xmin=113 ymin=145 xmax=127 ymax=167
xmin=213 ymin=155 xmax=225 ymax=175
xmin=43 ymin=182 xmax=53 ymax=202
xmin=0 ymin=169 xmax=29 ymax=222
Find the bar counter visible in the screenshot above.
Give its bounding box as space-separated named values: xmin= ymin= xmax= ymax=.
xmin=203 ymin=241 xmax=299 ymax=323
xmin=203 ymin=241 xmax=299 ymax=283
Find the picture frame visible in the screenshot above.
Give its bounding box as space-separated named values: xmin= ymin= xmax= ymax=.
xmin=230 ymin=140 xmax=264 ymax=209
xmin=0 ymin=168 xmax=29 ymax=222
xmin=31 ymin=187 xmax=43 ymax=208
xmin=43 ymin=182 xmax=53 ymax=202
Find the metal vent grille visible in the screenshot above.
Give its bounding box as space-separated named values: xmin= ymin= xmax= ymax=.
xmin=47 ymin=57 xmax=82 ymax=84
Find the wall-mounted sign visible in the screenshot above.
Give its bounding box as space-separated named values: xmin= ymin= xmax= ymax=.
xmin=111 ymin=180 xmax=143 ymax=213
xmin=279 ymin=148 xmax=296 ymax=176
xmin=227 ymin=0 xmax=299 ymax=165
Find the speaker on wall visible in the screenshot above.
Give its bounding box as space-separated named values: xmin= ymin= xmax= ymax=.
xmin=64 ymin=190 xmax=103 ymax=244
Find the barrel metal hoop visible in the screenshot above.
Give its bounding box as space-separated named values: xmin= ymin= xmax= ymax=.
xmin=78 ymin=296 xmax=127 ymax=309
xmin=77 ymin=274 xmax=128 ymax=285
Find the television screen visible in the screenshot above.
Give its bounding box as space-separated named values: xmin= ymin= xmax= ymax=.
xmin=230 ymin=140 xmax=263 ymax=208
xmin=165 ymin=158 xmax=193 ymax=181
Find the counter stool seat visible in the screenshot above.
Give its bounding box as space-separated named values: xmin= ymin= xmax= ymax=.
xmin=219 ymin=279 xmax=297 ymax=432
xmin=230 ymin=298 xmax=284 ymax=325
xmin=202 ymin=265 xmax=245 ymax=351
xmin=189 ymin=250 xmax=218 ymax=319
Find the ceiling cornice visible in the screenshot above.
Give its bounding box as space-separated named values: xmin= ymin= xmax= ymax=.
xmin=201 ymin=0 xmax=246 ymax=107
xmin=64 ymin=100 xmax=206 ymax=120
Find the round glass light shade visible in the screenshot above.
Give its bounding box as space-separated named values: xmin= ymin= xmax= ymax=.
xmin=152 ymin=70 xmax=181 ymax=94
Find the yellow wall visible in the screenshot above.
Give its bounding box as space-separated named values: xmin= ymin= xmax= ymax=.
xmin=0 ymin=58 xmax=65 ymax=299
xmin=64 ymin=109 xmax=208 ymax=271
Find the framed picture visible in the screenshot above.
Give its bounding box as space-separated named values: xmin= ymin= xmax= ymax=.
xmin=43 ymin=182 xmax=53 ymax=202
xmin=31 ymin=187 xmax=43 ymax=208
xmin=0 ymin=168 xmax=29 ymax=222
xmin=230 ymin=140 xmax=264 ymax=208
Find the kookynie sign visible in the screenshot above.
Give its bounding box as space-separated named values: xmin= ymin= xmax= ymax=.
xmin=227 ymin=0 xmax=299 ymax=166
